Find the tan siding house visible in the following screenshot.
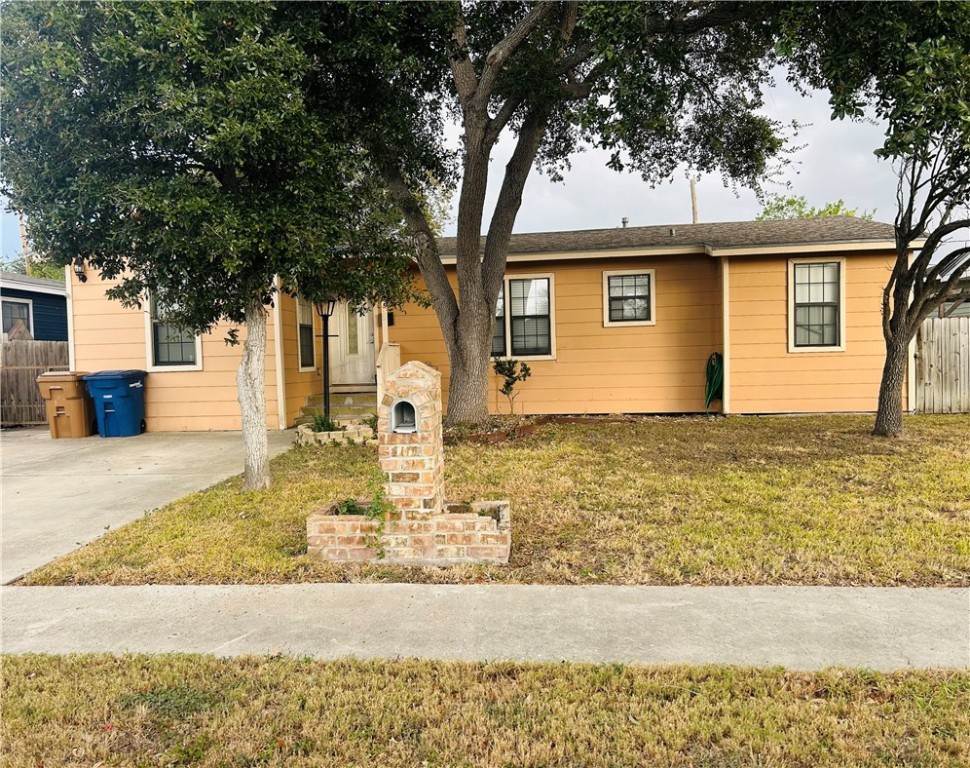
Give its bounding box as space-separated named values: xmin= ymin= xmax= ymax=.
xmin=393 ymin=217 xmax=911 ymax=416
xmin=68 ymin=270 xmax=335 ymax=432
xmin=66 ymin=217 xmax=911 ymax=430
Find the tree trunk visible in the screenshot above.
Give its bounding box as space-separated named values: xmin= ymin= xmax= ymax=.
xmin=237 ymin=296 xmax=270 ymax=490
xmin=873 ymin=335 xmax=910 ymax=437
xmin=443 ymin=308 xmax=492 ymax=424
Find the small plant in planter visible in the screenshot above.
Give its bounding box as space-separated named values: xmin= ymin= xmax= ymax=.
xmin=493 ymin=358 xmax=532 ymax=414
xmin=331 ymin=481 xmax=394 ymax=558
xmin=310 ymin=413 xmax=341 ymax=433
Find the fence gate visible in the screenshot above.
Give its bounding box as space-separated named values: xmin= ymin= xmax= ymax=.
xmin=0 ymin=340 xmax=70 ymax=425
xmin=915 ymin=317 xmax=970 ymax=413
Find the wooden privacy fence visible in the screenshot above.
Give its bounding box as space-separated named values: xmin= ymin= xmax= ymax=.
xmin=0 ymin=340 xmax=70 ymax=425
xmin=915 ymin=317 xmax=970 ymax=414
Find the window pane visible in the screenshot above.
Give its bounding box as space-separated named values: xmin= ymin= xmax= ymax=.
xmin=510 ymin=278 xmax=549 ymax=316
xmin=491 ymin=319 xmax=506 ymax=357
xmin=511 ymin=316 xmax=550 ymax=356
xmin=151 ymin=296 xmax=197 ymax=365
xmin=153 ymin=321 xmax=196 ymax=365
xmin=2 ymin=301 xmax=30 ymax=334
xmin=346 ymin=305 xmax=358 ymax=355
xmin=492 ymin=286 xmax=506 ymax=357
xmin=793 ymin=262 xmax=841 ymax=347
xmin=299 ymin=324 xmax=315 ymax=367
xmin=607 ymin=273 xmax=650 ymax=322
xmin=506 ymin=278 xmax=552 ymax=355
xmin=296 ymin=297 xmax=315 ymax=368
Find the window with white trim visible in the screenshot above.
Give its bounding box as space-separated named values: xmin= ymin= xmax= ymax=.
xmin=789 ymin=259 xmax=845 ymax=352
xmin=297 ymin=296 xmax=315 ymax=370
xmin=603 ymin=269 xmax=656 ymax=327
xmin=147 ymin=296 xmax=202 ymax=370
xmin=1 ymin=298 xmax=32 ymax=337
xmin=492 ymin=275 xmax=554 ymax=358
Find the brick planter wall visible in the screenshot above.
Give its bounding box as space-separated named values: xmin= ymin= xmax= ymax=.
xmin=307 ymin=360 xmax=512 ymax=566
xmin=307 ymin=500 xmax=511 ymax=565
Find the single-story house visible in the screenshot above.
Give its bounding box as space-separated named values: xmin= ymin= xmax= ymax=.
xmin=1 ymin=271 xmax=68 ymax=341
xmin=65 ymin=217 xmax=915 ymax=431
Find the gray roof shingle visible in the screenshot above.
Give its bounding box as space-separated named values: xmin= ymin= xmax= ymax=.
xmin=437 ymin=217 xmax=896 ymax=257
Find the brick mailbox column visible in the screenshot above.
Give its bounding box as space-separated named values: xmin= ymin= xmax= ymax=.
xmin=307 ymin=360 xmax=511 ymax=565
xmin=378 ymin=361 xmax=444 ymax=517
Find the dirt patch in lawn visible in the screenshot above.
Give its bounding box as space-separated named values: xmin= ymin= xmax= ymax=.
xmin=20 ymin=414 xmax=970 ymax=587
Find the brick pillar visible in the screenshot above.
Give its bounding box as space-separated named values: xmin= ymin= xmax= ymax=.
xmin=377 ymin=361 xmax=444 ymax=517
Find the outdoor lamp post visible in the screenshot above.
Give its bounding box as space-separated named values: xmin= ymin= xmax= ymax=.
xmin=314 ymin=296 xmax=337 ymax=419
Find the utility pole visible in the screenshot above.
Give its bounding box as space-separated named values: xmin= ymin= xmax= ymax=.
xmin=690 ymin=177 xmax=699 ymax=225
xmin=19 ymin=215 xmax=31 ymax=275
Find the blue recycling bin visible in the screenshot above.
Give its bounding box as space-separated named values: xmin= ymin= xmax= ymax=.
xmin=82 ymin=370 xmax=147 ymax=437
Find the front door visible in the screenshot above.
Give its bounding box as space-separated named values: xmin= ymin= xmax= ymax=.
xmin=330 ymin=302 xmax=375 ymax=385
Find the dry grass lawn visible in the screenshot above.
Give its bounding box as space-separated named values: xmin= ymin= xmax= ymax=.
xmin=3 ymin=655 xmax=968 ymax=767
xmin=20 ymin=414 xmax=970 ymax=586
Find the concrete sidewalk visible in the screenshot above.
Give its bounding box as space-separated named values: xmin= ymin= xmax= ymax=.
xmin=1 ymin=428 xmax=294 ymax=584
xmin=3 ymin=584 xmax=967 ymax=670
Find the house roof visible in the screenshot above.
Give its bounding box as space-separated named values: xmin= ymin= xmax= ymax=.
xmin=0 ymin=270 xmax=67 ymax=297
xmin=437 ymin=217 xmax=898 ymax=259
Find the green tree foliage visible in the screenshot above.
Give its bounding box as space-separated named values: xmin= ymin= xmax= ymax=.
xmin=756 ymin=195 xmax=874 ymax=221
xmin=1 ymin=1 xmax=420 ymax=487
xmin=321 ymin=1 xmax=967 ymax=425
xmin=780 ymin=2 xmax=970 ymax=435
xmin=346 ymin=1 xmax=807 ymax=424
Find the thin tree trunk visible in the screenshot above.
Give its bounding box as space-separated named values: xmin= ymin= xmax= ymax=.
xmin=238 ymin=296 xmax=270 ymax=490
xmin=873 ymin=336 xmax=909 ymax=437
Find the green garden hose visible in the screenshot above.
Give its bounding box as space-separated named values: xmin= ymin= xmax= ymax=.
xmin=705 ymin=352 xmax=724 ymax=413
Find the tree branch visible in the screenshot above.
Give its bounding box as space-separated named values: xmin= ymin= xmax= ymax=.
xmin=481 ymin=107 xmax=548 ymax=300
xmin=643 ymin=2 xmax=758 ymax=37
xmin=449 ymin=12 xmax=478 ymax=110
xmin=476 ymin=2 xmax=558 ymax=104
xmin=484 ymin=95 xmax=524 ymax=147
xmin=378 ymin=161 xmax=458 ymax=322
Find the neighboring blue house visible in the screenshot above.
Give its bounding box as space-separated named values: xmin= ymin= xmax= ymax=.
xmin=0 ymin=271 xmax=68 ymax=341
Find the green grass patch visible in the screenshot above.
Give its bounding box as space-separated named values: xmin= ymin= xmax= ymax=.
xmin=20 ymin=414 xmax=970 ymax=586
xmin=3 ymin=655 xmax=968 ymax=766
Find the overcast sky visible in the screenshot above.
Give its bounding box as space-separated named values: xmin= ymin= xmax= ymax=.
xmin=439 ymin=77 xmax=897 ymax=237
xmin=1 ymin=78 xmax=898 ymax=264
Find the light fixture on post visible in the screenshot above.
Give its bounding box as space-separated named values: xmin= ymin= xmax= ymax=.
xmin=72 ymin=260 xmax=88 ymax=283
xmin=314 ymin=296 xmax=338 ymax=420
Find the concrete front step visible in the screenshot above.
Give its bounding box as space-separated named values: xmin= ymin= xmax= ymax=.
xmin=299 ymin=391 xmax=378 ymax=423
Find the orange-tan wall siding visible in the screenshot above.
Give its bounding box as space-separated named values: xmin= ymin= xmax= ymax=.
xmin=391 ymin=255 xmax=724 ymax=415
xmin=727 ymin=250 xmax=903 ymax=414
xmin=279 ymin=292 xmax=323 ymax=427
xmin=70 ymin=270 xmax=282 ymax=431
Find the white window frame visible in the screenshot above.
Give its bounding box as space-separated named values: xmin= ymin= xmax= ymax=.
xmin=788 ymin=256 xmax=846 ymax=354
xmin=492 ymin=273 xmax=556 ymax=362
xmin=1 ymin=297 xmax=34 ymax=339
xmin=296 ymin=295 xmax=317 ymax=372
xmin=144 ymin=295 xmax=203 ymax=372
xmin=602 ymin=269 xmax=657 ymax=328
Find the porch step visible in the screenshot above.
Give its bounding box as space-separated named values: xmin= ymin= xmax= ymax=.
xmin=298 ymin=387 xmax=378 ymax=424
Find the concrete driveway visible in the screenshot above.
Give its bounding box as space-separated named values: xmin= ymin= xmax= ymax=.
xmin=0 ymin=427 xmax=294 ymax=584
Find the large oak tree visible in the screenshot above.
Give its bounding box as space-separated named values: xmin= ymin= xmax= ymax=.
xmin=336 ymin=1 xmax=967 ymax=425
xmin=337 ymin=1 xmax=796 ymax=423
